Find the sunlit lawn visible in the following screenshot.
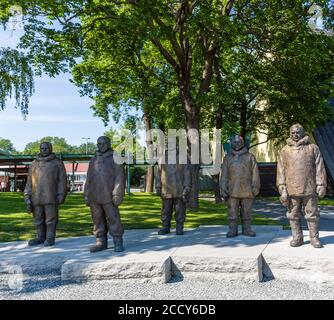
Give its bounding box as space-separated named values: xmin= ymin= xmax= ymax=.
xmin=0 ymin=192 xmax=282 ymax=242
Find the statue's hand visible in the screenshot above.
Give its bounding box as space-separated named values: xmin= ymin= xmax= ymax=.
xmin=112 ymin=195 xmax=123 ymax=207
xmin=317 ymin=185 xmax=326 ymax=199
xmin=252 ymin=186 xmax=259 ymax=197
xmin=24 ymin=197 xmax=33 ymax=214
xmin=156 ymin=187 xmax=162 ymax=197
xmin=56 ymin=194 xmax=65 ymax=205
xmin=278 ymin=185 xmax=289 ymax=206
xmin=222 ymin=189 xmax=229 ymax=202
xmin=279 ymin=193 xmax=289 ymax=206
xmin=182 ymin=187 xmax=190 ymax=202
xmin=278 ymin=185 xmax=287 ymax=195
xmin=26 ymin=203 xmax=33 ymax=214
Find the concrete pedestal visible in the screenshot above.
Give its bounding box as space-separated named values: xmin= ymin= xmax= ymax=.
xmin=171 ymin=225 xmax=282 ymax=282
xmin=262 ymin=230 xmax=334 ymax=287
xmin=2 ymin=226 xmax=334 ymax=287
xmin=61 ymin=229 xmax=195 ymax=283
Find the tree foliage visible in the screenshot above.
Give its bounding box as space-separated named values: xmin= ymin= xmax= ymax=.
xmin=23 ymin=136 xmax=74 ymax=154
xmin=0 ymin=48 xmax=34 ymax=116
xmin=22 ymin=136 xmax=100 ymax=154
xmin=0 ymin=137 xmax=17 ymax=154
xmin=1 ymin=0 xmax=332 ymax=139
xmin=72 ymin=142 xmax=96 ymax=154
xmin=201 ymin=0 xmax=334 ymax=144
xmin=1 ymin=1 xmax=334 ymax=206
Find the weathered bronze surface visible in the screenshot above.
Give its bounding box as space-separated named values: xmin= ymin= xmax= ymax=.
xmin=155 ymin=150 xmax=191 ymax=235
xmin=24 ymin=142 xmax=67 ymax=246
xmin=221 ymin=135 xmax=260 ymax=237
xmin=84 ymin=136 xmax=125 ymax=253
xmin=277 ymin=124 xmax=327 ymax=248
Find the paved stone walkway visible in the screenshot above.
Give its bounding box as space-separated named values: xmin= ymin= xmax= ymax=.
xmin=252 ymin=199 xmax=334 ymax=231
xmin=200 ymin=195 xmax=334 ymax=231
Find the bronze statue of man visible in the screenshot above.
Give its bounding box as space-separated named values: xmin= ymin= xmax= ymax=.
xmin=84 ymin=136 xmax=125 ymax=253
xmin=277 ymin=124 xmax=327 ymax=248
xmin=156 ymin=147 xmax=191 ymax=235
xmin=221 ymin=135 xmax=260 ymax=237
xmin=24 ymin=142 xmax=67 ymax=246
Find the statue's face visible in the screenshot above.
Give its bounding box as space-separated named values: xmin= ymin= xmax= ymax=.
xmin=290 ymin=126 xmax=304 ymax=142
xmin=97 ymin=137 xmax=110 ymax=153
xmin=231 ymin=136 xmax=244 ymax=151
xmin=40 ymin=143 xmax=52 ymax=157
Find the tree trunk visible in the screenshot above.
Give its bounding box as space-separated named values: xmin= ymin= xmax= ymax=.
xmin=211 ymin=108 xmax=223 ymax=203
xmin=182 ymin=91 xmax=200 ymax=209
xmin=240 ymin=101 xmax=247 ymax=141
xmin=145 ymin=166 xmax=154 ymax=193
xmin=188 ymin=163 xmax=200 ymax=208
xmin=144 ymin=113 xmax=154 ymax=193
xmin=212 ymin=174 xmax=222 ymax=203
xmin=211 ymin=55 xmax=224 ymax=204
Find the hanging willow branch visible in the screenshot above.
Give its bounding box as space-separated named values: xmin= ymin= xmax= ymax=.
xmin=0 ymin=47 xmax=34 ymax=118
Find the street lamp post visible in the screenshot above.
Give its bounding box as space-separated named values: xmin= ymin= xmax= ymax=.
xmin=82 ymin=137 xmax=91 ymax=154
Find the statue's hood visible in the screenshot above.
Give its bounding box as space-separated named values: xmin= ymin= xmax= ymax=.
xmin=36 ymin=153 xmax=57 ymax=162
xmin=231 ymin=146 xmax=248 ymax=156
xmin=96 ymin=149 xmax=114 ymax=159
xmin=287 ymin=136 xmax=310 ymax=147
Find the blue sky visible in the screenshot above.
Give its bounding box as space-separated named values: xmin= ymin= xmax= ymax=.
xmin=0 ymin=26 xmax=114 ymax=151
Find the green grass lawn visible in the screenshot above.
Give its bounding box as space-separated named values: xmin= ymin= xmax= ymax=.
xmin=0 ymin=192 xmax=282 ymax=242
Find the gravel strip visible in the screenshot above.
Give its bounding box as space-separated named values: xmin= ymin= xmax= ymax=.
xmin=1 ymin=274 xmax=334 ymax=300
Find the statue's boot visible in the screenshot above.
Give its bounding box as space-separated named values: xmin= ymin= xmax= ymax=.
xmin=44 ymin=223 xmax=56 ymax=247
xmin=113 ymin=236 xmax=124 ymax=252
xmin=28 ymin=238 xmax=45 ymax=246
xmin=176 ymin=222 xmax=184 ymax=235
xmin=28 ymin=224 xmax=46 ymax=246
xmin=242 ymin=220 xmax=256 ymax=237
xmin=158 ymin=227 xmax=171 ymax=235
xmin=90 ymin=237 xmax=108 ymax=253
xmin=226 ymin=220 xmax=238 ymax=238
xmin=289 ymin=220 xmax=304 ymax=247
xmin=307 ymin=221 xmax=323 ymax=248
xmin=158 ymin=221 xmax=171 ymax=235
xmin=44 ymin=238 xmax=55 ymax=247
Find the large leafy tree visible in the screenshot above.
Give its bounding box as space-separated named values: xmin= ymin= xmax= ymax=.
xmin=72 ymin=25 xmax=181 ymax=192
xmin=206 ymin=1 xmax=334 ymax=143
xmin=201 ymin=0 xmax=334 ymax=134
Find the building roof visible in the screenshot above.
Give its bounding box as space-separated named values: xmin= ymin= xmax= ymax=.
xmin=313 ymin=98 xmax=334 ymax=184
xmin=0 ymin=149 xmax=9 ymax=156
xmin=0 ymin=154 xmax=94 ymax=166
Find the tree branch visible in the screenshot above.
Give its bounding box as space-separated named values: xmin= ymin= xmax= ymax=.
xmin=198 ymin=39 xmax=216 ymax=96
xmin=132 ymin=49 xmax=175 ymax=87
xmin=224 ymin=0 xmax=236 ymax=16
xmin=153 ymin=16 xmax=185 ymax=68
xmin=249 ymin=138 xmax=272 ymax=149
xmin=150 ymin=36 xmax=180 ymax=73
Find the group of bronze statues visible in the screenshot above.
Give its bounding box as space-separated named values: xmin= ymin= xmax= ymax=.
xmin=23 ymin=123 xmax=327 ymax=252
